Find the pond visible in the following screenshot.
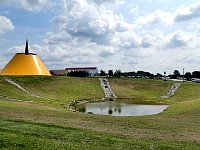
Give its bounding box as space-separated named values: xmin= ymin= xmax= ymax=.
xmin=77 ymin=101 xmax=168 ymax=116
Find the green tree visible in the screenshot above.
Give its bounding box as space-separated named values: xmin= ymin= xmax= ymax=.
xmin=185 ymin=72 xmax=192 ymax=81
xmin=192 ymin=71 xmax=200 ymax=78
xmin=174 ymin=70 xmax=180 ymax=76
xmin=114 ymin=70 xmax=122 ymax=77
xmin=173 ymin=70 xmax=180 ymax=79
xmin=100 ymin=70 xmax=107 ymax=76
xmin=108 ymin=70 xmax=113 ymax=76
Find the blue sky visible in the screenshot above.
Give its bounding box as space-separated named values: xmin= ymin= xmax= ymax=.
xmin=0 ymin=0 xmax=200 ymax=74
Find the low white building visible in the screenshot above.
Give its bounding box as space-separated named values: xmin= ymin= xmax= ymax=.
xmin=65 ymin=67 xmax=98 ymax=76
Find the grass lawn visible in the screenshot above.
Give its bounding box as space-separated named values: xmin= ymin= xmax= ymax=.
xmin=0 ymin=76 xmax=200 ymax=149
xmin=1 ymin=76 xmax=104 ymax=105
xmin=108 ymin=78 xmax=173 ymax=100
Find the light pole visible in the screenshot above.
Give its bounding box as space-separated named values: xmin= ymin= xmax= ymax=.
xmin=183 ymin=68 xmax=184 ymax=82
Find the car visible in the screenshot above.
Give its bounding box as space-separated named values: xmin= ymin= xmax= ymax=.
xmin=192 ymin=78 xmax=200 ymax=83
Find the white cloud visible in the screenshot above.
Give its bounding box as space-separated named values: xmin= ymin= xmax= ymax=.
xmin=89 ymin=0 xmax=124 ymax=5
xmin=31 ymin=0 xmax=198 ymax=71
xmin=0 ymin=16 xmax=14 ymax=34
xmin=50 ymin=15 xmax=67 ymax=30
xmin=175 ymin=1 xmax=200 ymax=22
xmin=2 ymin=0 xmax=200 ymax=73
xmin=130 ymin=5 xmax=138 ymax=13
xmin=135 ymin=9 xmax=174 ymax=26
xmin=51 ymin=0 xmax=134 ymax=46
xmin=99 ymin=46 xmax=117 ymax=57
xmin=165 ymin=30 xmax=193 ymax=49
xmin=188 ymin=22 xmax=200 ymax=33
xmin=0 ymin=0 xmax=51 ymax=12
xmin=140 ymin=34 xmax=153 ymax=48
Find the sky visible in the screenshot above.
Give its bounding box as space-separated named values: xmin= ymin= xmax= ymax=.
xmin=0 ymin=0 xmax=200 ymax=74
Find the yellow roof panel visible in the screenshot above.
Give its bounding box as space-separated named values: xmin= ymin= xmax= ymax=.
xmin=0 ymin=53 xmax=51 ymax=76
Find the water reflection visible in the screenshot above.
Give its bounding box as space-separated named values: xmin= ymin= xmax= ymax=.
xmin=108 ymin=108 xmax=113 ymax=115
xmin=77 ymin=101 xmax=168 ymax=116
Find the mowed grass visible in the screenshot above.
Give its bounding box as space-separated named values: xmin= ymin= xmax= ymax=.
xmin=0 ymin=76 xmax=43 ymax=102
xmin=0 ymin=76 xmax=200 ymax=149
xmin=1 ymin=119 xmax=199 ymax=150
xmin=1 ymin=76 xmax=104 ymax=105
xmin=108 ymin=78 xmax=173 ymax=101
xmin=170 ymin=81 xmax=200 ymax=102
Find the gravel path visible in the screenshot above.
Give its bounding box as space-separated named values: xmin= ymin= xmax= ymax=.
xmin=4 ymin=77 xmax=51 ymax=100
xmin=99 ymin=78 xmax=117 ymax=98
xmin=161 ymin=83 xmax=180 ymax=98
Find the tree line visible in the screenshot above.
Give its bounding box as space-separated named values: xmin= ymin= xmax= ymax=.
xmin=67 ymin=71 xmax=89 ymax=77
xmin=100 ymin=69 xmax=200 ymax=80
xmin=169 ymin=70 xmax=200 ymax=80
xmin=66 ymin=69 xmax=200 ymax=80
xmin=100 ymin=70 xmax=155 ymax=78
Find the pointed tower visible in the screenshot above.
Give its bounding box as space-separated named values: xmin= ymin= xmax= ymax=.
xmin=25 ymin=39 xmax=29 ymax=55
xmin=0 ymin=40 xmax=51 ymax=76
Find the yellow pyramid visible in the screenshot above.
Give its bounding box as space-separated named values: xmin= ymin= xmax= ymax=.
xmin=0 ymin=41 xmax=51 ymax=76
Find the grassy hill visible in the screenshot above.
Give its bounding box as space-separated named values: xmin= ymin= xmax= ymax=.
xmin=0 ymin=76 xmax=104 ymax=105
xmin=109 ymin=78 xmax=173 ymax=100
xmin=0 ymin=76 xmax=200 ymax=149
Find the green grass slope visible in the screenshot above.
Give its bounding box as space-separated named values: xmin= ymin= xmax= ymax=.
xmin=108 ymin=78 xmax=173 ymax=100
xmin=1 ymin=120 xmax=199 ymax=150
xmin=1 ymin=76 xmax=104 ymax=105
xmin=0 ymin=76 xmax=200 ymax=149
xmin=0 ymin=76 xmax=43 ymax=102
